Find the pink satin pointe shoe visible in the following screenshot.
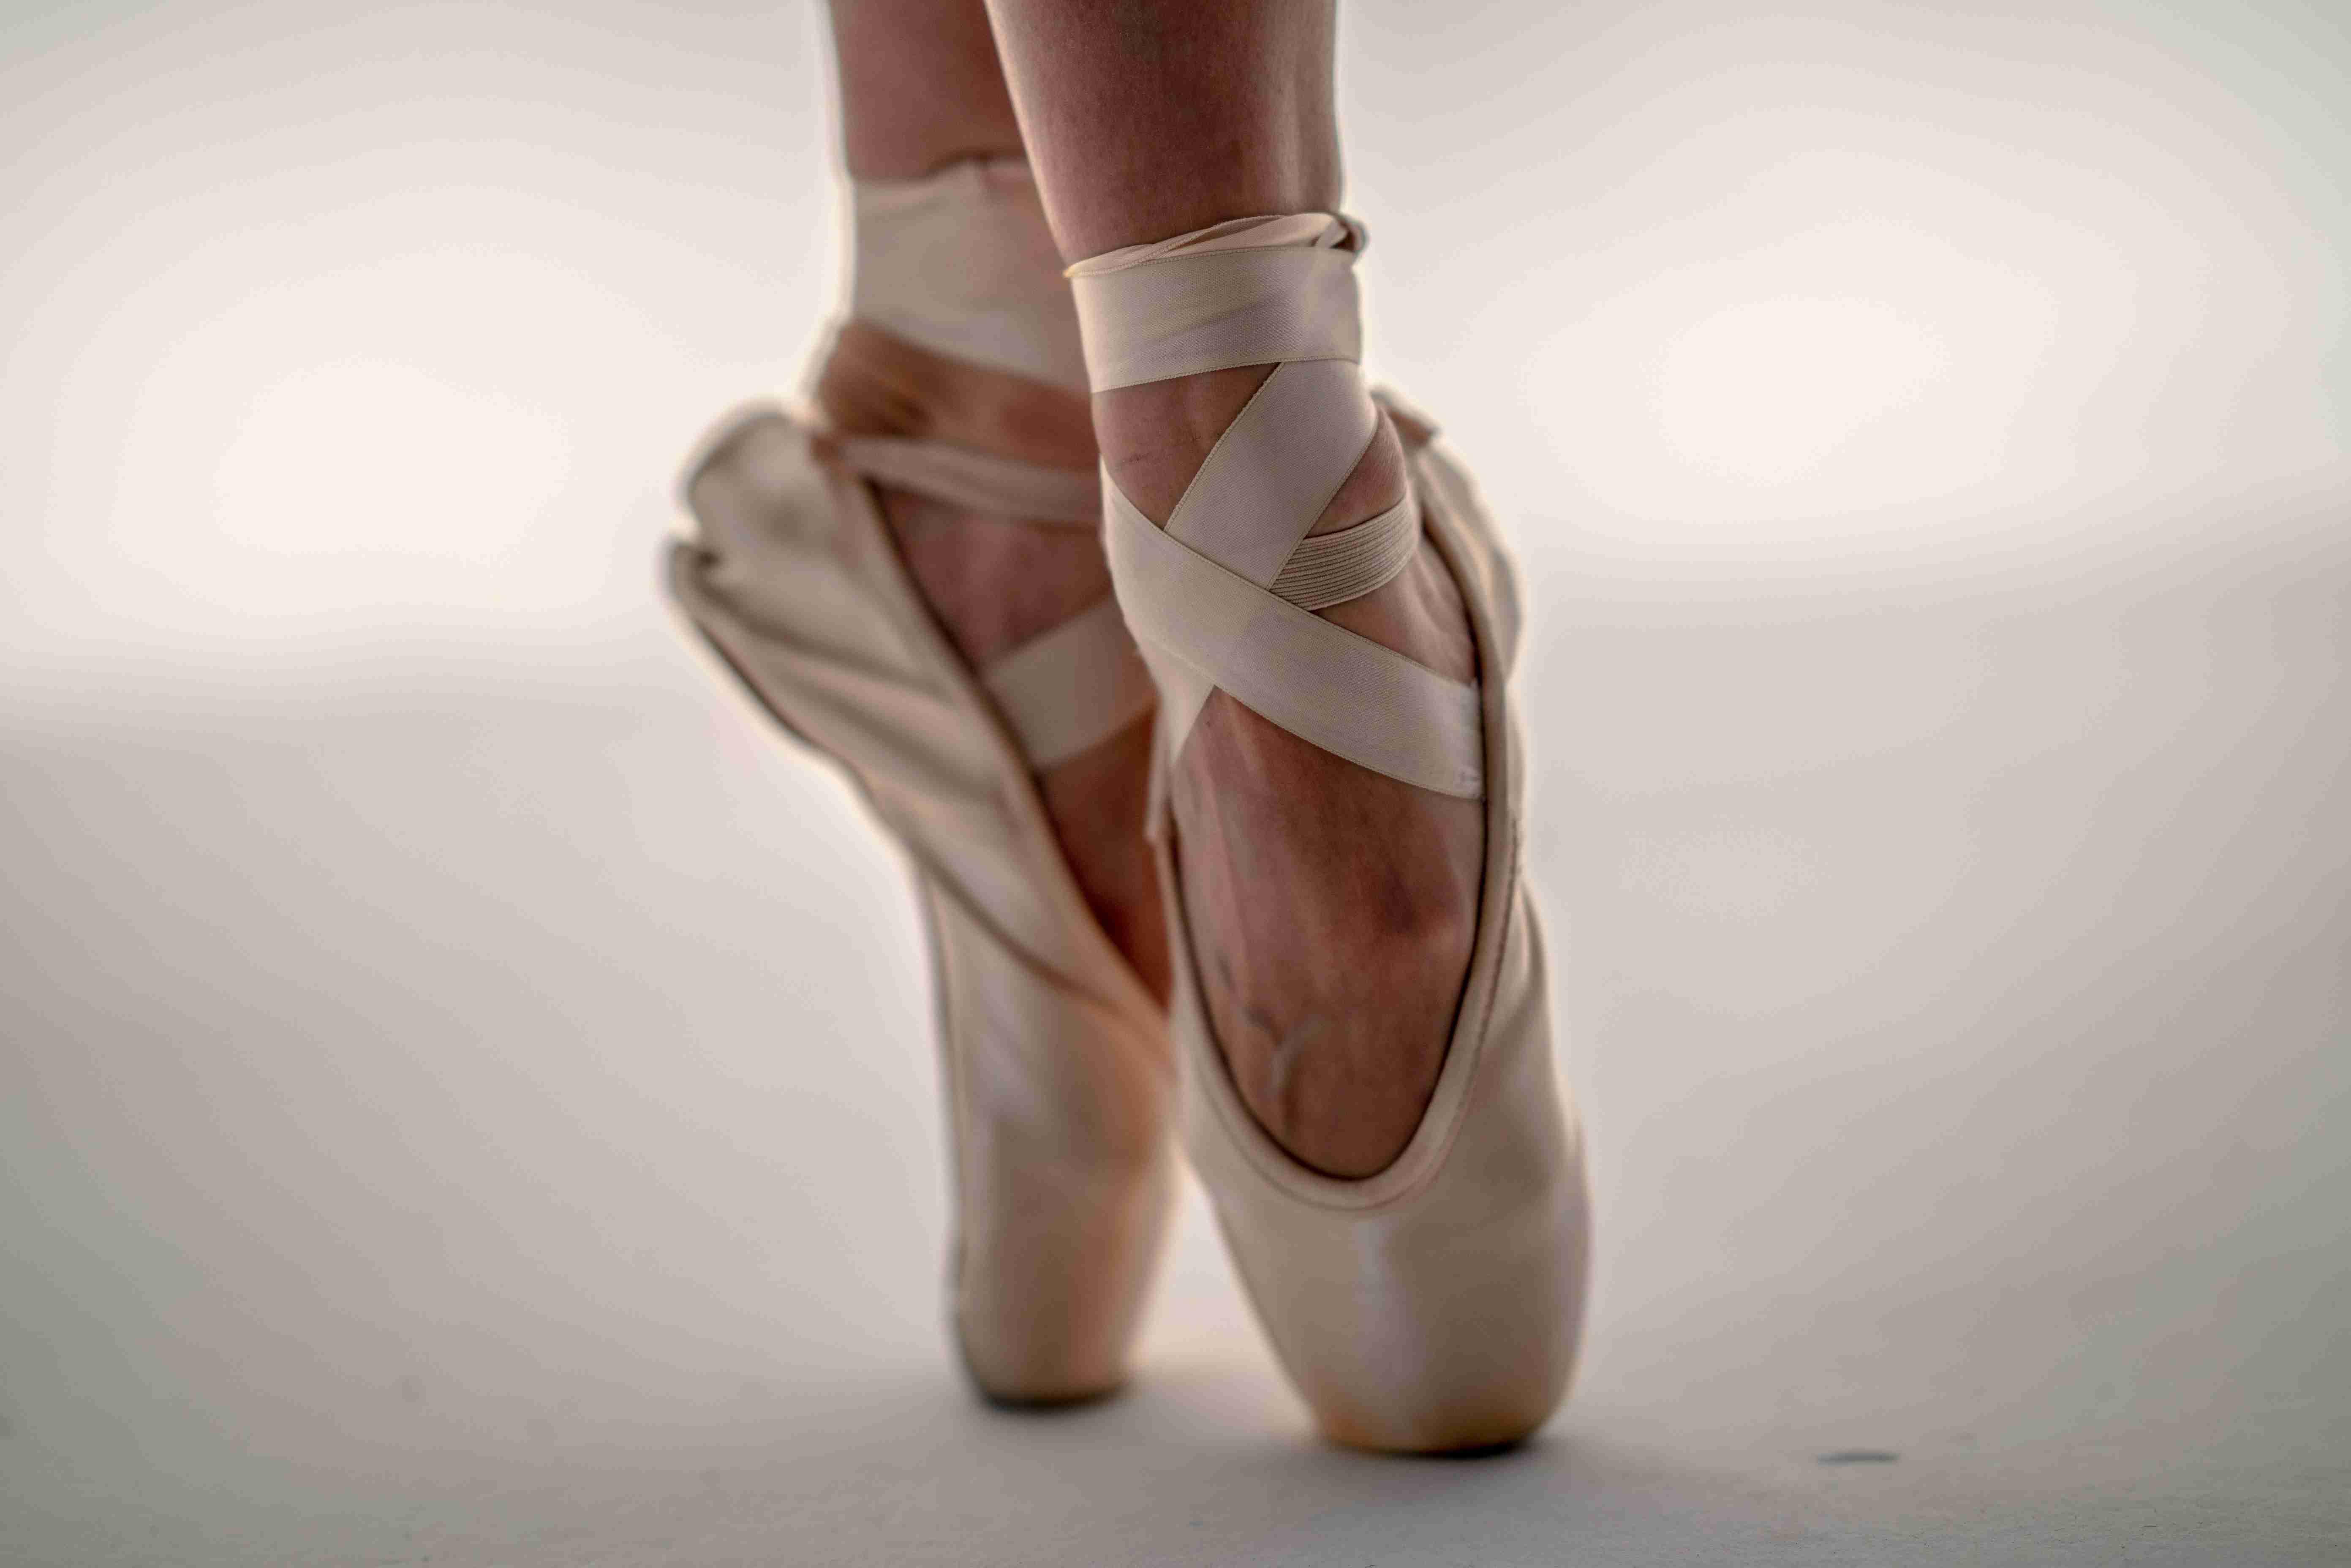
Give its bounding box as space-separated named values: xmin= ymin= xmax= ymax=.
xmin=664 ymin=158 xmax=1176 ymax=1404
xmin=1069 ymin=214 xmax=1595 ymax=1451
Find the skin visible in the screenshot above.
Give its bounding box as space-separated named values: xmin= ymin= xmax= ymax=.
xmin=825 ymin=0 xmax=1480 ymax=1177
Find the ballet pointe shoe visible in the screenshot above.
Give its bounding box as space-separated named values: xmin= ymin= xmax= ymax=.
xmin=663 ymin=159 xmax=1176 ymax=1404
xmin=668 ymin=408 xmax=1173 ymax=1404
xmin=1069 ymin=216 xmax=1593 ymax=1451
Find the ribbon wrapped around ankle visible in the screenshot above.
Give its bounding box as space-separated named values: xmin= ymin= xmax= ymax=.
xmin=1066 ymin=213 xmax=1484 ymax=807
xmin=1067 ymin=215 xmax=1367 ymax=391
xmin=851 ymin=156 xmax=1091 ymax=394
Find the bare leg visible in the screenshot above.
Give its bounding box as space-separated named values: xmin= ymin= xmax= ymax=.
xmin=985 ymin=0 xmax=1481 ymax=1177
xmin=828 ymin=0 xmax=1023 ymax=177
xmin=819 ymin=0 xmax=1168 ymax=1001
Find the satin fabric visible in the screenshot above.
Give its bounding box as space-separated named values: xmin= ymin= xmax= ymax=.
xmin=662 ymin=158 xmax=1174 ymax=1400
xmin=667 ymin=408 xmax=1176 ymax=1401
xmin=1071 ymin=212 xmax=1594 ymax=1450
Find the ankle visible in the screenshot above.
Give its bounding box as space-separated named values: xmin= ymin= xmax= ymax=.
xmin=824 ymin=154 xmax=1096 ymax=464
xmin=1096 ymin=368 xmax=1409 ymax=536
xmin=1094 ymin=367 xmax=1266 ymax=521
xmin=816 ymin=320 xmax=1097 ymax=468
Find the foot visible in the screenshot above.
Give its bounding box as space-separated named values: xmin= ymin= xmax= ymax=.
xmin=1096 ymin=367 xmax=1482 ymax=1178
xmin=816 ymin=321 xmax=1170 ymax=1005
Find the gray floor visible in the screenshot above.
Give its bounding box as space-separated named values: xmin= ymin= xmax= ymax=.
xmin=5 ymin=500 xmax=2347 ymax=1564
